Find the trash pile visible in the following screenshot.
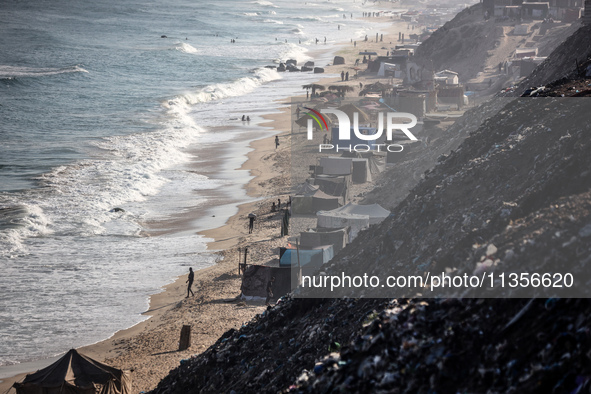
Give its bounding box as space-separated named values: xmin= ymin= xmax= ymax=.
xmin=513 ymin=24 xmax=591 ymax=96
xmin=294 ymin=298 xmax=591 ymax=393
xmin=149 ymin=25 xmax=591 ymax=394
xmin=149 ymin=297 xmax=391 ymax=393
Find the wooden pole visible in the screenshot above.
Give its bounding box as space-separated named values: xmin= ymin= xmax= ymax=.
xmin=179 ymin=325 xmax=191 ymax=351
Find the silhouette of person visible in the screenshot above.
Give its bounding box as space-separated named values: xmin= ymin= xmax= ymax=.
xmin=186 ymin=267 xmax=194 ymax=297
xmin=275 ymin=135 xmax=280 ymax=149
xmin=248 ymin=215 xmax=255 ymax=233
xmin=266 ymin=276 xmax=275 ymax=306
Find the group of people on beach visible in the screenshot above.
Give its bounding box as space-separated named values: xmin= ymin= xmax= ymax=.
xmin=241 ymin=115 xmax=250 ymax=122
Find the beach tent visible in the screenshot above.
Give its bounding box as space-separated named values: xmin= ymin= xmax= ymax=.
xmin=351 ymin=158 xmax=371 ymax=183
xmin=292 ymin=183 xmax=342 ymax=214
xmin=279 ymin=245 xmax=334 ymax=275
xmin=313 ymin=174 xmax=351 ymax=201
xmin=312 ymin=190 xmax=342 ymax=212
xmin=300 ymin=227 xmax=349 ymax=254
xmin=241 ymin=264 xmax=292 ymax=300
xmin=13 ymin=349 xmax=131 ymax=394
xmin=331 ymin=202 xmax=390 ymax=225
xmin=341 ymin=151 xmax=385 ymax=175
xmin=317 ymin=210 xmax=370 ymax=241
xmin=292 ymin=183 xmax=320 ymax=214
xmin=319 ymin=157 xmax=353 ymax=176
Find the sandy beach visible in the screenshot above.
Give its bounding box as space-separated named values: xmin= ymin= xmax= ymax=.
xmin=0 ymin=9 xmax=411 ymax=393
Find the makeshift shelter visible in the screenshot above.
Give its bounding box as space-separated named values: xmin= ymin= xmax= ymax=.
xmin=317 ymin=210 xmax=369 ymax=241
xmin=313 ymin=174 xmax=351 ymax=201
xmin=13 ymin=349 xmax=131 ymax=394
xmin=312 ymin=190 xmax=342 ymax=212
xmin=330 ymin=202 xmax=390 ymax=225
xmin=292 ymin=183 xmax=320 ymax=214
xmin=292 ymin=183 xmax=342 ymax=214
xmin=351 ymin=158 xmax=371 ymax=183
xmin=319 ymin=157 xmax=353 ymax=176
xmin=241 ymin=265 xmax=292 ymax=300
xmin=300 ymin=227 xmax=349 ymax=254
xmin=341 ymin=151 xmax=385 ymax=175
xmin=377 ymin=62 xmax=399 ymax=77
xmin=279 ymin=245 xmax=334 ymax=275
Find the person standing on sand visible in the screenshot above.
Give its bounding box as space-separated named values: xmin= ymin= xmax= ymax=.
xmin=275 ymin=135 xmax=280 ymax=149
xmin=186 ymin=267 xmax=194 ymax=297
xmin=266 ymin=276 xmax=275 ymax=306
xmin=248 ymin=214 xmax=256 ymax=234
xmin=341 ymin=71 xmax=344 ymax=81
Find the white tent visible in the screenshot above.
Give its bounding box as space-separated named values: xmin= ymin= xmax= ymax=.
xmin=331 ymin=202 xmax=390 ymax=225
xmin=317 ymin=210 xmax=369 ymax=241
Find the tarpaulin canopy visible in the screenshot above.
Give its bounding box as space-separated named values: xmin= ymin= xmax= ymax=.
xmin=330 ymin=202 xmax=390 ymax=225
xmin=241 ymin=265 xmax=293 ymax=300
xmin=13 ymin=349 xmax=131 ymax=394
xmin=300 ymin=227 xmax=349 ymax=254
xmin=317 ymin=210 xmax=370 ymax=241
xmin=292 ymin=182 xmax=342 ymax=214
xmin=279 ymin=245 xmax=334 ymax=275
xmin=319 ymin=157 xmax=353 ymax=176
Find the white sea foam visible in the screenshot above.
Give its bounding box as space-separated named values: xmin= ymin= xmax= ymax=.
xmin=0 ymin=65 xmax=88 ymax=79
xmin=172 ymin=42 xmax=199 ymax=54
xmin=274 ymin=43 xmax=311 ymax=64
xmin=169 ymin=67 xmax=281 ymax=105
xmin=252 ymin=0 xmax=278 ymax=7
xmin=263 ymin=19 xmax=283 ymax=24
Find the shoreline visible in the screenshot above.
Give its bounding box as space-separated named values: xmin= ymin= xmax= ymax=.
xmin=0 ymin=10 xmax=409 ymax=392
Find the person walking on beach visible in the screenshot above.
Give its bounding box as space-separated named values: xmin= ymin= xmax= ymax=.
xmin=275 ymin=135 xmax=280 ymax=149
xmin=248 ymin=214 xmax=256 ymax=234
xmin=341 ymin=71 xmax=344 ymax=81
xmin=266 ymin=276 xmax=275 ymax=306
xmin=345 ymin=71 xmax=349 ymax=81
xmin=186 ymin=267 xmax=194 ymax=298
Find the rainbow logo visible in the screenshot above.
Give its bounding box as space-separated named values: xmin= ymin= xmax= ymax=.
xmin=304 ymin=107 xmax=328 ymax=131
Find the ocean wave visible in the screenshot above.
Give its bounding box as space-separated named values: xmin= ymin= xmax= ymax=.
xmin=243 ymin=12 xmax=260 ymax=16
xmin=168 ymin=67 xmax=281 ymax=105
xmin=0 ymin=101 xmax=206 ymax=257
xmin=251 ymin=0 xmax=278 ymax=7
xmin=172 ymin=42 xmax=199 ymax=54
xmin=0 ymin=204 xmax=51 ymax=258
xmin=0 ymin=65 xmax=88 ymax=79
xmin=263 ymin=19 xmax=283 ymax=24
xmin=273 ymin=43 xmax=311 ymax=64
xmin=332 ymin=7 xmax=345 ymax=11
xmin=290 ymin=15 xmax=322 ymax=22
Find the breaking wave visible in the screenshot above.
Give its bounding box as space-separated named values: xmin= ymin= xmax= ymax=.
xmin=0 ymin=65 xmax=88 ymax=79
xmin=168 ymin=67 xmax=281 ymax=105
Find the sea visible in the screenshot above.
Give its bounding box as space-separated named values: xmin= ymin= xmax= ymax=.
xmin=0 ymin=0 xmax=396 ymax=371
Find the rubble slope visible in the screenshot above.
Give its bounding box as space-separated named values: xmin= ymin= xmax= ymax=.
xmin=515 ymin=24 xmax=591 ymax=95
